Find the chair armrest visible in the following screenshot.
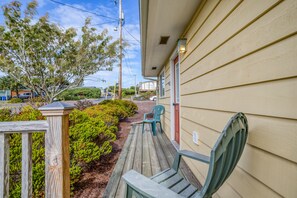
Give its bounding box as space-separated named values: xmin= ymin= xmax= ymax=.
xmin=122 ymin=170 xmax=183 ymax=198
xmin=143 ymin=112 xmax=154 ymax=120
xmin=179 ymin=150 xmax=210 ymax=164
xmin=172 ymin=150 xmax=210 ymax=171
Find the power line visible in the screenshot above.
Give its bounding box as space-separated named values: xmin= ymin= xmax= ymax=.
xmin=124 ymin=57 xmax=133 ymax=77
xmin=91 ymin=20 xmax=118 ymax=26
xmin=123 ymin=39 xmax=139 ymax=42
xmin=123 ymin=26 xmax=140 ymax=43
xmin=48 ymin=0 xmax=118 ymax=20
xmin=122 ymin=47 xmax=134 ymax=77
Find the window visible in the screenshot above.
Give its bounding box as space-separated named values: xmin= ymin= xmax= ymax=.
xmin=159 ymin=71 xmax=165 ymax=97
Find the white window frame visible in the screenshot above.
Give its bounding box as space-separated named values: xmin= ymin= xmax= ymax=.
xmin=159 ymin=69 xmax=165 ymax=98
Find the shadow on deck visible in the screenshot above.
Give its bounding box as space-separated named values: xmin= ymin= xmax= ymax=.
xmin=103 ymin=124 xmax=202 ymax=197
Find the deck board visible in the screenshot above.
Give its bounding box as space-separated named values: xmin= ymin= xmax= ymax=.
xmin=103 ymin=124 xmax=202 ymax=198
xmin=103 ymin=126 xmax=135 ymax=197
xmin=147 ymin=130 xmax=162 ymax=175
xmin=114 ymin=125 xmax=139 ymax=197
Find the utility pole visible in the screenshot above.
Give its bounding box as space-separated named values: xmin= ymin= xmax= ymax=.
xmin=118 ymin=0 xmax=123 ymax=99
xmin=113 ymin=81 xmax=116 ymax=100
xmin=105 ymin=82 xmax=110 ymax=100
xmin=134 ymin=74 xmax=137 ymax=97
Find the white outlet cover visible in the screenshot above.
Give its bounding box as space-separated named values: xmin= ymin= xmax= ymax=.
xmin=193 ymin=131 xmax=199 ymax=145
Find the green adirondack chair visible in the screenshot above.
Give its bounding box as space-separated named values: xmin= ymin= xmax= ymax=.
xmin=123 ymin=112 xmax=248 ymax=198
xmin=142 ymin=105 xmax=165 ymax=136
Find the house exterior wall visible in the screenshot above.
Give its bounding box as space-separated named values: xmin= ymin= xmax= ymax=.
xmin=11 ymin=90 xmax=31 ymax=97
xmin=139 ymin=81 xmax=157 ymax=91
xmin=158 ymin=62 xmax=171 ymax=138
xmin=158 ymin=0 xmax=297 ymax=197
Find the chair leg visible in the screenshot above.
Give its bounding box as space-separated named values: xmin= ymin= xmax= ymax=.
xmin=142 ymin=122 xmax=145 ymax=133
xmin=152 ymin=121 xmax=156 ymax=136
xmin=158 ymin=121 xmax=163 ymax=133
xmin=126 ymin=185 xmax=133 ymax=198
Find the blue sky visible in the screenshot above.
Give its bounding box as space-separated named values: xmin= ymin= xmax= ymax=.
xmin=0 ymin=0 xmax=144 ymax=88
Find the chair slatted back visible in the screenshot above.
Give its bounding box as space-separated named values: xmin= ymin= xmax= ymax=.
xmin=200 ymin=112 xmax=248 ymax=197
xmin=152 ymin=105 xmax=165 ymax=121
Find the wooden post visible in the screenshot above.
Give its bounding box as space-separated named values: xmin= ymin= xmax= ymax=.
xmin=0 ymin=134 xmax=9 ymax=198
xmin=39 ymin=102 xmax=74 ymax=198
xmin=22 ymin=133 xmax=33 ymax=198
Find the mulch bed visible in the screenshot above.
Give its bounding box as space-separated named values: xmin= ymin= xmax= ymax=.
xmin=73 ymin=101 xmax=155 ymax=198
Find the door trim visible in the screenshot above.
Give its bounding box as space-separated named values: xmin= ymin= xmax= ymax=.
xmin=173 ymin=56 xmax=180 ymax=144
xmin=169 ymin=47 xmax=181 ymax=144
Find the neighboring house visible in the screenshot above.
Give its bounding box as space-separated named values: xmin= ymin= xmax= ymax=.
xmin=139 ymin=81 xmax=157 ymax=92
xmin=139 ymin=0 xmax=297 ymax=197
xmin=11 ymin=89 xmax=31 ymax=97
xmin=0 ymin=90 xmax=11 ymax=100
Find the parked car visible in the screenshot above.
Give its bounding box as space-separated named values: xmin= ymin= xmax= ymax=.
xmin=18 ymin=92 xmax=37 ymax=100
xmin=133 ymin=95 xmax=145 ymax=101
xmin=149 ymin=96 xmax=157 ymax=101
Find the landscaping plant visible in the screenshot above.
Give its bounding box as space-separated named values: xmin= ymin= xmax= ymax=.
xmin=58 ymin=87 xmax=101 ymax=101
xmin=0 ymin=100 xmax=137 ymax=197
xmin=7 ymin=98 xmax=22 ymax=103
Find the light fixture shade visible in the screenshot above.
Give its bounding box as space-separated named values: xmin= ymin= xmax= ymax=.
xmin=178 ymin=38 xmax=187 ymax=53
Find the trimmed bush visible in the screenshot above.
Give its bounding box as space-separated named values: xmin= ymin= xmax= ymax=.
xmin=58 ymin=87 xmax=101 ymax=101
xmin=8 ymin=106 xmax=46 ymax=197
xmin=8 ymin=98 xmax=23 ymax=103
xmin=0 ymin=108 xmax=12 ymax=121
xmin=122 ymin=88 xmax=135 ymax=97
xmin=141 ymin=91 xmax=155 ymax=100
xmin=69 ymin=109 xmax=116 ymax=169
xmin=27 ymin=97 xmax=47 ymax=108
xmin=74 ymin=100 xmax=94 ymax=110
xmin=0 ymin=99 xmax=137 ymax=197
xmin=100 ymin=99 xmax=138 ymax=117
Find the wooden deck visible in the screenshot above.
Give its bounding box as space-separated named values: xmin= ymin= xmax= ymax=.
xmin=103 ymin=124 xmax=201 ymax=198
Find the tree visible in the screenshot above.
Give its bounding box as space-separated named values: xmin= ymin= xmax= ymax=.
xmin=0 ymin=75 xmax=24 ymax=97
xmin=0 ymin=1 xmax=119 ymax=102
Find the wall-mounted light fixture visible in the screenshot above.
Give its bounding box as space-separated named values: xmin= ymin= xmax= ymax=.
xmin=178 ymin=38 xmax=187 ymax=53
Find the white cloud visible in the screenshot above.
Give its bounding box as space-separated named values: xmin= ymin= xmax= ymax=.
xmin=38 ymin=0 xmax=46 ymax=8
xmin=46 ymin=2 xmax=143 ymax=88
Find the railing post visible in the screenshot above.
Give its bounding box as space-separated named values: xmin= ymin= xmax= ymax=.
xmin=39 ymin=102 xmax=74 ymax=198
xmin=0 ymin=134 xmax=9 ymax=198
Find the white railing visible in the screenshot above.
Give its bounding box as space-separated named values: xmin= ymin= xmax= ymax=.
xmin=0 ymin=102 xmax=74 ymax=198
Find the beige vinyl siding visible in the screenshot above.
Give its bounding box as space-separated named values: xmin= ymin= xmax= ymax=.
xmin=159 ymin=62 xmax=171 ymax=138
xmin=158 ymin=0 xmax=297 ymax=197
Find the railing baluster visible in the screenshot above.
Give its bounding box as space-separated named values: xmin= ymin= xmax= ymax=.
xmin=22 ymin=133 xmax=33 ymax=198
xmin=0 ymin=133 xmax=10 ymax=198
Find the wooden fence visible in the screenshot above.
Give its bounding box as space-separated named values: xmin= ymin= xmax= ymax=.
xmin=0 ymin=102 xmax=74 ymax=198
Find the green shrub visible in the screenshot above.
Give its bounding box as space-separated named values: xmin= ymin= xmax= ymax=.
xmin=100 ymin=99 xmax=138 ymax=117
xmin=16 ymin=106 xmax=44 ymax=121
xmin=8 ymin=98 xmax=23 ymax=103
xmin=58 ymin=87 xmax=101 ymax=100
xmin=8 ymin=106 xmax=46 ymax=197
xmin=74 ymin=100 xmax=94 ymax=110
xmin=118 ymin=100 xmax=138 ymax=115
xmin=68 ymin=109 xmax=117 ymax=188
xmin=140 ymin=91 xmax=155 ymax=100
xmin=0 ymin=108 xmax=12 ymax=121
xmin=0 ymin=99 xmax=137 ymax=197
xmin=83 ymin=106 xmax=119 ymax=126
xmin=27 ymin=97 xmax=47 ymax=108
xmin=85 ymin=104 xmax=128 ymax=120
xmin=122 ymin=88 xmax=135 ymax=97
